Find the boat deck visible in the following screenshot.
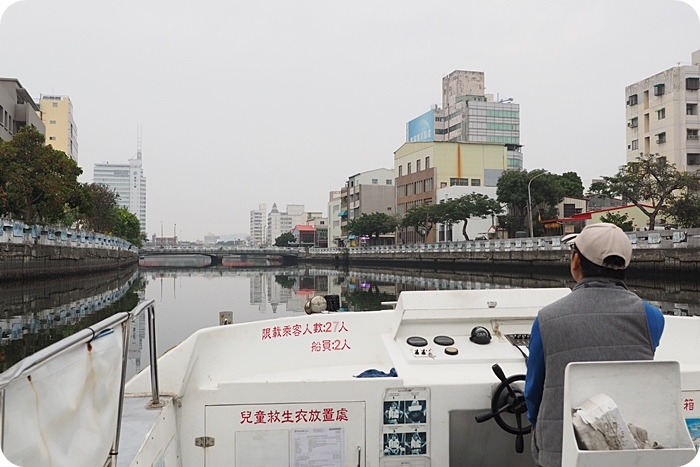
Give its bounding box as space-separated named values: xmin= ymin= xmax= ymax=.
xmin=118 ymin=396 xmax=172 ymax=467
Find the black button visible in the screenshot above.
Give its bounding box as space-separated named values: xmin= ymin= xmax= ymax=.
xmin=407 ymin=336 xmax=428 ymax=347
xmin=433 ymin=335 xmax=454 ymax=346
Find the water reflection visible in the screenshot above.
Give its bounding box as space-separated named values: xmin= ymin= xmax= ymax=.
xmin=4 ymin=264 xmax=699 ymax=374
xmin=0 ymin=266 xmax=142 ymax=372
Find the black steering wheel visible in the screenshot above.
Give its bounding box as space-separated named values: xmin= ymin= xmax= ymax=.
xmin=475 ymin=364 xmax=532 ymax=453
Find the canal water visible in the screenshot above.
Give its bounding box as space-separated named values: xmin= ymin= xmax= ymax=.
xmin=2 ymin=264 xmax=699 ymax=376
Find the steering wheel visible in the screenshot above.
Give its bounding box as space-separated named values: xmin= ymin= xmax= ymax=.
xmin=475 ymin=364 xmax=532 ymax=453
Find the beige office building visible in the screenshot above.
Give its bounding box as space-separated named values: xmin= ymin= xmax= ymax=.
xmin=625 ymin=50 xmax=700 ymax=171
xmin=38 ymin=95 xmax=78 ymax=162
xmin=395 ymin=141 xmax=507 ymax=244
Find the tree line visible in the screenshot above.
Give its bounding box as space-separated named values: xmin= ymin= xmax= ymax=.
xmin=0 ymin=127 xmax=144 ymax=247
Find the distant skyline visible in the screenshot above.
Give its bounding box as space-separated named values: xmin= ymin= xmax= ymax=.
xmin=0 ymin=0 xmax=699 ymax=242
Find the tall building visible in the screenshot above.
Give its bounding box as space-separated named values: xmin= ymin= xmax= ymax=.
xmin=266 ymin=204 xmax=305 ymax=245
xmin=625 ymin=50 xmax=700 ymax=171
xmin=249 ymin=203 xmax=267 ymax=246
xmin=93 ymin=141 xmax=147 ymax=234
xmin=0 ymin=78 xmax=45 ymax=141
xmin=406 ymin=70 xmax=523 ymax=170
xmin=395 ymin=141 xmax=507 ymax=244
xmin=38 ymin=95 xmax=78 ymax=162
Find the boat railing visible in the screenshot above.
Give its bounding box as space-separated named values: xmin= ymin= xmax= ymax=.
xmin=0 ymin=299 xmax=160 ymax=467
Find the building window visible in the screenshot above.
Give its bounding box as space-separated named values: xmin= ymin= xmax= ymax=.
xmin=416 ymin=160 xmax=421 ymax=171
xmin=688 ymin=153 xmax=700 ymax=166
xmin=687 ymin=77 xmax=700 ymax=90
xmin=631 ymin=139 xmax=639 ymax=150
xmin=52 ymin=102 xmax=58 ymax=107
xmin=399 ymin=165 xmax=403 ymax=177
xmin=628 ymin=117 xmax=638 ymax=128
xmin=49 ymin=136 xmax=56 ymax=141
xmin=471 ymin=179 xmax=481 ymax=186
xmin=450 ymin=178 xmax=469 ymax=186
xmin=440 ymin=182 xmax=447 ymax=188
xmin=688 ymin=104 xmax=698 ymax=116
xmin=688 ymin=129 xmax=699 ymax=140
xmin=656 ymin=132 xmax=666 ymax=144
xmin=653 ymin=83 xmax=665 ymax=96
xmin=385 ymin=179 xmax=392 ymax=185
xmin=425 ymin=156 xmax=430 ymax=169
xmin=657 ymin=108 xmax=665 ymax=120
xmin=49 ymin=120 xmax=56 ymax=124
xmin=372 ymin=179 xmax=378 ymax=184
xmin=407 ymin=162 xmax=411 ymax=174
xmin=627 ymin=94 xmax=638 ymax=106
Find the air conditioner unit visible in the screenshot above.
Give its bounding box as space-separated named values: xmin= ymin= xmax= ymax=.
xmin=656 ymin=139 xmax=664 ymax=144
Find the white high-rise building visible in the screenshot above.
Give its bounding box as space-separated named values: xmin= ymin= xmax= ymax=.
xmin=266 ymin=203 xmax=305 ymax=245
xmin=93 ymin=143 xmax=147 ymax=234
xmin=249 ymin=203 xmax=267 ymax=246
xmin=625 ymin=50 xmax=700 ymax=171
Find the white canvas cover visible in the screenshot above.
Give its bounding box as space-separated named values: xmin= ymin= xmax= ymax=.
xmin=2 ymin=327 xmax=124 ymax=467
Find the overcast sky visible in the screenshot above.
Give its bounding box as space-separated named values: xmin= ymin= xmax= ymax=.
xmin=0 ymin=0 xmax=699 ymax=241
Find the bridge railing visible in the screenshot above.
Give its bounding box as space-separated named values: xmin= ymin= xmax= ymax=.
xmin=139 ymin=246 xmax=299 ymax=256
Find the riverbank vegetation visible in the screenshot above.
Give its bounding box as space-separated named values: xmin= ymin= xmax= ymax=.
xmin=0 ymin=127 xmax=143 ymax=246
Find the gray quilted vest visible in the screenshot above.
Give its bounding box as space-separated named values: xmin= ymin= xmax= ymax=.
xmin=532 ymin=278 xmax=654 ymax=467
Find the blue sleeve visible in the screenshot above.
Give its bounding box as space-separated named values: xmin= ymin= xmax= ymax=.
xmin=644 ymin=301 xmax=665 ymax=351
xmin=524 ymin=317 xmax=545 ymax=428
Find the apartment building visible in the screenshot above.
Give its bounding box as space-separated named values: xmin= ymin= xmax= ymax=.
xmin=0 ymin=78 xmax=45 ymax=141
xmin=395 ymin=141 xmax=507 ymax=244
xmin=38 ymin=94 xmax=78 ymax=162
xmin=249 ymin=203 xmax=267 ymax=246
xmin=327 ymin=191 xmax=342 ymax=247
xmin=625 ymin=50 xmax=700 ymax=171
xmin=339 ymin=168 xmax=396 ymax=246
xmin=266 ymin=204 xmax=305 ymax=245
xmin=406 ymin=70 xmax=523 ymax=170
xmin=93 ymin=150 xmax=147 ymax=234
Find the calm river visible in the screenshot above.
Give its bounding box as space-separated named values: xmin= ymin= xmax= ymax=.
xmin=1 ymin=264 xmax=699 ymax=375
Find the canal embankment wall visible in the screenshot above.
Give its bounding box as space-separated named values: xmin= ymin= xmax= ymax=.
xmin=299 ymin=229 xmax=700 ymax=278
xmin=0 ymin=219 xmax=138 ymax=281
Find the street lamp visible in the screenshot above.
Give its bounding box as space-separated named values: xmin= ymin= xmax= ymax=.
xmin=527 ymin=172 xmax=547 ymax=238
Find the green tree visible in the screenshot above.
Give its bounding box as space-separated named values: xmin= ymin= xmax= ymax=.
xmin=76 ymin=183 xmax=119 ymax=232
xmin=666 ymin=192 xmax=700 ymax=228
xmin=0 ymin=127 xmax=82 ymax=223
xmin=112 ymin=207 xmax=142 ymax=246
xmin=400 ymin=203 xmax=440 ymax=242
xmin=599 ymin=212 xmax=634 ymax=231
xmin=559 ymin=172 xmax=585 ymax=198
xmin=346 ymin=212 xmax=398 ymax=244
xmin=441 ymin=193 xmax=502 ymax=240
xmin=588 ymin=153 xmax=698 ymax=230
xmin=275 ymin=232 xmax=296 ymax=247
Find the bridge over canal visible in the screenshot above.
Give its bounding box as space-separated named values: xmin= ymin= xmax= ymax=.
xmin=138 ymin=246 xmax=299 ymax=267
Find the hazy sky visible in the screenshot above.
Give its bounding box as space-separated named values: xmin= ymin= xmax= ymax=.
xmin=0 ymin=0 xmax=699 ymax=241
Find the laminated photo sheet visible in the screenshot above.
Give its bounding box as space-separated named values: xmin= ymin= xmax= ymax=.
xmin=381 ymin=388 xmax=429 ymax=458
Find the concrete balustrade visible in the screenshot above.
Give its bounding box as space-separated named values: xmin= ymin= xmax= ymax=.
xmin=0 ymin=218 xmax=139 ymax=281
xmin=302 ymin=229 xmax=700 ymax=274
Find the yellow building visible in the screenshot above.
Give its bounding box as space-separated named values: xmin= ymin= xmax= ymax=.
xmin=394 ymin=141 xmax=507 ymax=243
xmin=39 ymin=95 xmax=78 ymax=162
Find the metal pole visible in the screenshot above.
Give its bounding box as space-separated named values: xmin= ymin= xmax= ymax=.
xmin=109 ymin=319 xmax=133 ymax=466
xmin=0 ymin=389 xmax=5 ymax=454
xmin=148 ymin=304 xmax=161 ymax=407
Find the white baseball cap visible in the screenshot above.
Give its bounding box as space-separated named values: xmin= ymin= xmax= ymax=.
xmin=561 ymin=223 xmax=633 ymax=270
